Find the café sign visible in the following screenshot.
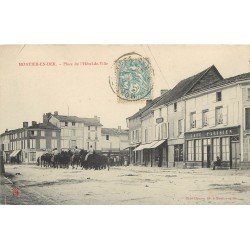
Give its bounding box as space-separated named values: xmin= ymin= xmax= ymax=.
xmin=185 ymin=126 xmax=240 ymax=139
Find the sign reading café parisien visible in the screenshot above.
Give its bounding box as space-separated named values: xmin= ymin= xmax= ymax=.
xmin=185 ymin=126 xmax=240 ymax=139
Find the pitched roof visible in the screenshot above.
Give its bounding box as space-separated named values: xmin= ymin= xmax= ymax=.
xmin=139 ymin=65 xmax=223 ymax=118
xmin=153 ymin=65 xmax=223 ymax=108
xmin=53 ymin=115 xmax=102 ymax=126
xmin=28 ymin=122 xmax=60 ymax=130
xmin=101 ymin=128 xmax=129 ymax=136
xmin=186 ymin=72 xmax=250 ymax=96
xmin=127 ymin=95 xmax=163 ymax=120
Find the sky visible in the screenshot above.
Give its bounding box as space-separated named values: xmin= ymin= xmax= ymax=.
xmin=0 ymin=44 xmax=250 ymax=133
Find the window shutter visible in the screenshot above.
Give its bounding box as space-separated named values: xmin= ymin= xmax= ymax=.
xmin=196 ymin=111 xmax=202 ymax=128
xmin=222 ymin=105 xmax=228 ymax=125
xmin=209 ymin=108 xmax=215 ymax=127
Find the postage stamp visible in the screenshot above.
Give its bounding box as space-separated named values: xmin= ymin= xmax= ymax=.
xmin=113 ymin=52 xmax=153 ymax=102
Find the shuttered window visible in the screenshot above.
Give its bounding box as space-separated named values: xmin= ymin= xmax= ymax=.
xmin=246 ymin=108 xmax=250 ymax=130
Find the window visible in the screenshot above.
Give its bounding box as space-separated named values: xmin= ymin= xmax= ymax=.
xmin=88 ymin=132 xmax=90 ymax=139
xmin=40 ymin=139 xmax=46 ymax=149
xmin=88 ymin=126 xmax=90 ymax=130
xmin=202 ymin=110 xmax=209 ymax=127
xmin=30 ymin=152 xmax=36 ymax=162
xmin=222 ymin=137 xmax=230 ymax=161
xmin=174 ymin=102 xmax=177 ymax=112
xmin=213 ymin=138 xmax=220 ymax=161
xmin=61 ymin=139 xmax=69 ymax=148
xmin=87 ymin=142 xmax=90 ymax=149
xmin=41 ymin=130 xmax=45 ymax=136
xmin=71 ymin=130 xmax=76 ymax=137
xmin=52 ymin=131 xmax=56 ymax=137
xmin=159 ymin=108 xmax=162 ymax=117
xmin=174 ymin=144 xmax=183 ymax=162
xmin=216 ymin=107 xmax=223 ymax=125
xmin=71 ymin=140 xmax=76 ymax=148
xmin=144 ymin=129 xmax=148 ymax=143
xmin=246 ymin=108 xmax=250 ymax=129
xmin=216 ymin=91 xmax=222 ymax=102
xmin=95 ymin=132 xmax=98 ymax=140
xmin=72 ymin=122 xmax=75 ymax=126
xmin=65 ymin=122 xmax=68 ymax=127
xmin=248 ymin=89 xmax=250 ymax=99
xmin=30 ymin=139 xmax=36 ymax=149
xmin=25 ymin=152 xmax=28 ymax=159
xmin=195 ymin=140 xmax=202 ymax=161
xmin=30 ymin=130 xmax=37 ymax=136
xmin=106 ymin=135 xmax=109 ymax=140
xmin=178 ymin=119 xmax=183 ymax=136
xmin=51 ymin=139 xmax=57 ymax=149
xmin=190 ymin=112 xmax=196 ymax=128
xmin=95 ymin=126 xmax=97 ymax=131
xmin=187 ymin=140 xmax=194 ymax=161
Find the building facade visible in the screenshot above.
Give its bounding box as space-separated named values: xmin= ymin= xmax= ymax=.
xmin=184 ymin=72 xmax=250 ymax=169
xmin=45 ymin=112 xmax=102 ymax=151
xmin=126 ymin=65 xmax=250 ymax=169
xmin=0 ymin=121 xmax=61 ymax=164
xmin=101 ymin=126 xmax=129 ymax=156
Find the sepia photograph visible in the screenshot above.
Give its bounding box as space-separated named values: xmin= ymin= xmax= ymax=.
xmin=1 ymin=44 xmax=250 ymax=205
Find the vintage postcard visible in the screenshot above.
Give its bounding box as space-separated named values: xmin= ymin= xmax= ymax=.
xmin=1 ymin=44 xmax=250 ymax=205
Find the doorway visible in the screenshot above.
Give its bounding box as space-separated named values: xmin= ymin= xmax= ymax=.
xmin=231 ymin=142 xmax=240 ymax=169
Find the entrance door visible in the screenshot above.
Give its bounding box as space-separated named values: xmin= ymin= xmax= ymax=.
xmin=232 ymin=142 xmax=240 ymax=169
xmin=207 ymin=145 xmax=211 ymax=168
xmin=158 ymin=147 xmax=163 ymax=167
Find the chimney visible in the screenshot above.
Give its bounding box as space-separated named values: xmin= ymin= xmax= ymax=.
xmin=118 ymin=126 xmax=121 ymax=132
xmin=43 ymin=113 xmax=52 ymax=123
xmin=54 ymin=111 xmax=58 ymax=116
xmin=146 ymin=99 xmax=153 ymax=106
xmin=32 ymin=121 xmax=37 ymax=126
xmin=5 ymin=129 xmax=8 ymax=133
xmin=94 ymin=115 xmax=100 ymax=122
xmin=160 ymin=89 xmax=169 ymax=95
xmin=23 ymin=122 xmax=28 ymax=128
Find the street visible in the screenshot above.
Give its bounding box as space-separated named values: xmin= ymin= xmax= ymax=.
xmin=1 ymin=164 xmax=250 ymax=205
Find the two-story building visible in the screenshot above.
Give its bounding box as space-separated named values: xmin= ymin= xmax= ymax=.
xmin=45 ymin=111 xmax=102 ymax=151
xmin=0 ymin=121 xmax=61 ymax=164
xmin=184 ymin=72 xmax=250 ymax=169
xmin=101 ymin=126 xmax=129 ymax=156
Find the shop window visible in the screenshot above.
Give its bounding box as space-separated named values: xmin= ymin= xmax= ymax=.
xmin=190 ymin=112 xmax=196 ymax=129
xmin=216 ymin=91 xmax=222 ymax=102
xmin=187 ymin=140 xmax=194 ymax=161
xmin=202 ymin=110 xmax=209 ymax=127
xmin=245 ymin=108 xmax=250 ymax=130
xmin=52 ymin=139 xmax=57 ymax=149
xmin=222 ymin=137 xmax=230 ymax=161
xmin=216 ymin=107 xmax=223 ymax=125
xmin=174 ymin=144 xmax=183 ymax=162
xmin=195 ymin=140 xmax=202 ymax=161
xmin=213 ymin=138 xmax=221 ymax=161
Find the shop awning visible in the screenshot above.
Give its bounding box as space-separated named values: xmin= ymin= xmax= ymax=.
xmin=133 ymin=142 xmax=157 ymax=151
xmin=150 ymin=140 xmax=166 ymax=149
xmin=10 ymin=150 xmax=21 ymax=157
xmin=133 ymin=144 xmax=145 ymax=151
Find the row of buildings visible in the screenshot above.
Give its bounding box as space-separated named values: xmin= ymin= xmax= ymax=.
xmin=126 ymin=65 xmax=250 ymax=169
xmin=0 ymin=112 xmax=129 ymax=164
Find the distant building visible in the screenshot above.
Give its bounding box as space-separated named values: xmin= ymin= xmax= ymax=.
xmin=0 ymin=121 xmax=60 ymax=164
xmin=44 ymin=111 xmax=102 ymax=151
xmin=101 ymin=126 xmax=129 ymax=155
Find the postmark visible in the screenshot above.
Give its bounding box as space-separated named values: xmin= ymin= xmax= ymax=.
xmin=110 ymin=52 xmax=153 ymax=102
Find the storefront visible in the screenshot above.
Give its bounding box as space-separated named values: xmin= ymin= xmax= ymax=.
xmin=185 ymin=126 xmax=240 ymax=169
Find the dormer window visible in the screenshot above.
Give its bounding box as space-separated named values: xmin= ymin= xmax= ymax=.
xmin=216 ymin=91 xmax=222 ymax=102
xmin=174 ymin=102 xmax=177 ymax=112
